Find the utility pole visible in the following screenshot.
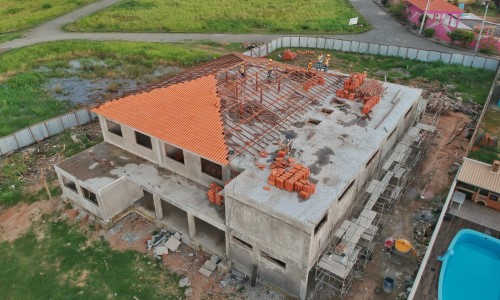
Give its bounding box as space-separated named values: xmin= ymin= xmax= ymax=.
xmin=475 ymin=0 xmax=490 ymax=52
xmin=419 ymin=0 xmax=432 ymax=35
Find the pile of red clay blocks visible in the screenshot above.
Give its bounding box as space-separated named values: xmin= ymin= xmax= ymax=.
xmin=267 ymin=150 xmax=316 ymax=199
xmin=282 ymin=49 xmax=298 ymax=60
xmin=362 ymin=95 xmax=381 ymax=114
xmin=335 ymin=72 xmax=368 ymax=100
xmin=207 ymin=183 xmax=224 ymax=206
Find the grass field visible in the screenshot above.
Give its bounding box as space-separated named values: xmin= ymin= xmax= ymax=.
xmin=269 ymin=49 xmax=496 ymax=105
xmin=469 ymin=108 xmax=500 ymax=164
xmin=0 ymin=0 xmax=97 ymax=33
xmin=65 ymin=0 xmax=368 ymax=33
xmin=0 ymin=40 xmax=232 ymax=137
xmin=0 ymin=218 xmax=183 ymax=299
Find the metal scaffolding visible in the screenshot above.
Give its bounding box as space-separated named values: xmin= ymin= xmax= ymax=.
xmin=314 ymin=104 xmax=441 ymax=298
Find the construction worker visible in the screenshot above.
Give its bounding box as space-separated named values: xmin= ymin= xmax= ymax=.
xmin=323 ymin=54 xmax=331 ymax=72
xmin=267 ymin=59 xmax=273 ymax=78
xmin=315 ymin=53 xmax=323 ymax=70
xmin=239 ymin=64 xmax=246 ymax=78
xmin=307 ymin=60 xmax=313 ymax=70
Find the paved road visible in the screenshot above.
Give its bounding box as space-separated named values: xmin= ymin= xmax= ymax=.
xmin=0 ymin=0 xmax=463 ymax=53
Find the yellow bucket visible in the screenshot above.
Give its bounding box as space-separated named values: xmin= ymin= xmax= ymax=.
xmin=394 ymin=239 xmax=413 ymax=254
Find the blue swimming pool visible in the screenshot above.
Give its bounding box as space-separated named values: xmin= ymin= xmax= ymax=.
xmin=438 ymin=229 xmax=500 ymax=300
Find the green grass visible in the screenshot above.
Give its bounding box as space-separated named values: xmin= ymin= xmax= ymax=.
xmin=0 ymin=219 xmax=183 ymax=299
xmin=481 ymin=108 xmax=500 ymax=135
xmin=469 ymin=146 xmax=500 ymax=164
xmin=65 ymin=0 xmax=369 ymax=33
xmin=0 ymin=0 xmax=97 ymax=33
xmin=0 ymin=40 xmax=230 ymax=136
xmin=0 ymin=130 xmax=102 ymax=206
xmin=471 ymin=109 xmax=500 ymax=164
xmin=268 ymin=49 xmax=496 ymax=105
xmin=0 ymin=31 xmax=24 ymax=43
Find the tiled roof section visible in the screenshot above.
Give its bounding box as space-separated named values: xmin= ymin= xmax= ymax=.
xmin=457 ymin=158 xmax=500 ymax=193
xmin=405 ymin=0 xmax=462 ymax=13
xmin=93 ymin=75 xmax=229 ymax=165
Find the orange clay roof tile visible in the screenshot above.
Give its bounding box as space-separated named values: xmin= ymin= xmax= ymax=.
xmin=406 ymin=0 xmax=462 ymax=13
xmin=92 ymin=75 xmax=229 ymax=165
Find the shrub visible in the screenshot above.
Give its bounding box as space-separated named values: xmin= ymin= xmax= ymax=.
xmin=478 ymin=36 xmax=499 ymax=55
xmin=389 ymin=3 xmax=406 ymax=21
xmin=423 ymin=28 xmax=435 ymax=37
xmin=447 ymin=29 xmax=475 ymax=47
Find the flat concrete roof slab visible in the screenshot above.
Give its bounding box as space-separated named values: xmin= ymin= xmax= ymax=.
xmin=56 ymin=142 xmax=225 ymax=229
xmin=226 ymin=80 xmax=422 ymax=229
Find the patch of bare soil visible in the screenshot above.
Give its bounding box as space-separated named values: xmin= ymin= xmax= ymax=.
xmin=0 ymin=198 xmax=58 ymax=242
xmin=99 ymin=212 xmax=155 ymax=253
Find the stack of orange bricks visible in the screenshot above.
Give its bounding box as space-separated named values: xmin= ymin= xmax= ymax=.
xmin=335 ymin=72 xmax=367 ymax=100
xmin=282 ymin=49 xmax=298 ymax=60
xmin=267 ymin=150 xmax=316 ymax=199
xmin=362 ymin=95 xmax=381 ymax=114
xmin=207 ymin=183 xmax=224 ymax=206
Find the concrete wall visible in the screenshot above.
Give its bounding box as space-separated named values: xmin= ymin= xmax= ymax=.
xmin=98 ymin=176 xmax=143 ymax=221
xmin=157 ymin=140 xmax=229 ymax=187
xmin=100 ymin=116 xmax=229 ymax=187
xmin=56 ymin=166 xmax=103 ymax=219
xmin=100 ymin=116 xmax=158 ymax=163
xmin=226 ymin=196 xmax=310 ymax=297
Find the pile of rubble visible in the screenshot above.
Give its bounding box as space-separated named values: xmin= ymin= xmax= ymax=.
xmin=198 ymin=254 xmax=225 ymax=278
xmin=424 ymin=90 xmax=482 ymax=115
xmin=413 ymin=219 xmax=434 ymax=245
xmin=147 ymin=229 xmax=182 ymax=259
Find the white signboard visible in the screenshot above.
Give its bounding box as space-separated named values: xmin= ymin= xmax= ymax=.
xmin=349 ymin=17 xmax=359 ymax=26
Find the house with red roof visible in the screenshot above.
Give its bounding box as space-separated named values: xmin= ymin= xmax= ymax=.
xmin=404 ymin=0 xmax=467 ymax=42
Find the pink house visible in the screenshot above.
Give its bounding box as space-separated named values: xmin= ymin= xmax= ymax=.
xmin=404 ymin=0 xmax=465 ymax=42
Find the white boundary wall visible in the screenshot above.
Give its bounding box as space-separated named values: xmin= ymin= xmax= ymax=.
xmin=244 ymin=36 xmax=499 ymax=71
xmin=0 ymin=109 xmax=97 ymax=155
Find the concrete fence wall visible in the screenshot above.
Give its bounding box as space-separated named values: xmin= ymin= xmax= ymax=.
xmin=0 ymin=109 xmax=97 ymax=155
xmin=244 ymin=36 xmax=500 ymax=71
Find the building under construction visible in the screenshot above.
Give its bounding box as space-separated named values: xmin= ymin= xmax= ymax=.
xmin=54 ymin=53 xmax=433 ymax=299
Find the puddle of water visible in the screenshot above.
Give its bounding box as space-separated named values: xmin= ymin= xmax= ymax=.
xmin=44 ymin=77 xmax=141 ymax=105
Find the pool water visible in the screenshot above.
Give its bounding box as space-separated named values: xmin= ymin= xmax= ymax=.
xmin=439 ymin=229 xmax=500 ymax=300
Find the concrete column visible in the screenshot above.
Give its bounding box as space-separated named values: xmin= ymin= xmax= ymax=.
xmin=153 ymin=195 xmax=163 ymax=221
xmin=299 ymin=271 xmax=309 ymax=300
xmin=188 ymin=213 xmax=196 ymax=240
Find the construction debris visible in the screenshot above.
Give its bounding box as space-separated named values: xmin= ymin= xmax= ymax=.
xmin=179 ymin=277 xmax=190 ymax=288
xmin=424 ymin=90 xmax=481 ymax=115
xmin=154 ymin=245 xmax=168 ymax=256
xmin=165 ymin=236 xmax=182 ymax=252
xmin=146 ymin=229 xmax=182 ymax=259
xmin=199 ymin=266 xmax=213 ymax=277
xmin=197 ymin=256 xmax=223 ymax=278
